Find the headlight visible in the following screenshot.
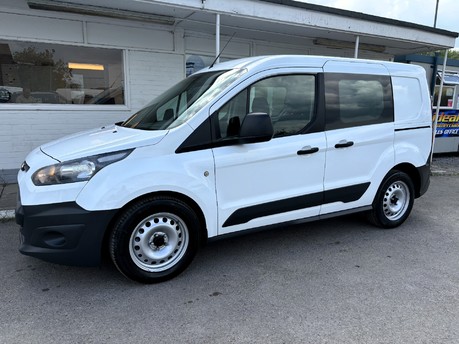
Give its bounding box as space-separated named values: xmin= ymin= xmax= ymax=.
xmin=32 ymin=149 xmax=133 ymax=186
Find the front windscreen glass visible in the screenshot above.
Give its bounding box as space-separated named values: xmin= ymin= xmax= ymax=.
xmin=122 ymin=68 xmax=246 ymax=130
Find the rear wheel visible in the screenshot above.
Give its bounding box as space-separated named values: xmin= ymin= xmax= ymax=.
xmin=110 ymin=196 xmax=201 ymax=283
xmin=369 ymin=171 xmax=415 ymax=228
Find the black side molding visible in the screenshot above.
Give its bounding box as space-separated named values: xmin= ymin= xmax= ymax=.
xmin=223 ymin=182 xmax=370 ymax=227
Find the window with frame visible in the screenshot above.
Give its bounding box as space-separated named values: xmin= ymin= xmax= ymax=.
xmin=215 ymin=74 xmax=316 ymax=140
xmin=0 ymin=40 xmax=124 ymax=105
xmin=325 ymin=73 xmax=393 ymax=130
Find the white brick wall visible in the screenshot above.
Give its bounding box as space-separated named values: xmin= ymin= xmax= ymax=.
xmin=128 ymin=51 xmax=184 ymax=111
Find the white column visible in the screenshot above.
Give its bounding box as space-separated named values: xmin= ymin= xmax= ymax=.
xmin=354 ymin=35 xmax=360 ymax=58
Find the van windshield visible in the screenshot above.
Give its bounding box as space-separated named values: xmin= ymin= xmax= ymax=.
xmin=121 ymin=68 xmax=246 ymax=130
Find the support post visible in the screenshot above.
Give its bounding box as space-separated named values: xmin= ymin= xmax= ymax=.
xmin=432 ymin=49 xmax=448 ymax=159
xmin=354 ymin=35 xmax=360 ymax=58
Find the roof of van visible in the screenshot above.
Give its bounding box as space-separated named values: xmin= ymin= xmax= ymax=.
xmin=199 ymin=55 xmax=425 ymax=77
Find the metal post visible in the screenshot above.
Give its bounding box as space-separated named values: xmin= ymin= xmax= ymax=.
xmin=434 ymin=0 xmax=440 ymax=28
xmin=215 ymin=13 xmax=220 ymax=64
xmin=354 ymin=35 xmax=360 ymax=58
xmin=432 ymin=49 xmax=448 ymax=158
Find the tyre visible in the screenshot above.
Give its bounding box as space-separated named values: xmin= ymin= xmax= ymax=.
xmin=369 ymin=170 xmax=415 ymax=229
xmin=110 ymin=196 xmax=201 ymax=283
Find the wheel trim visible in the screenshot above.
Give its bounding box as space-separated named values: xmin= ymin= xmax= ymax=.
xmin=382 ymin=181 xmax=410 ymax=221
xmin=129 ymin=212 xmax=189 ymax=272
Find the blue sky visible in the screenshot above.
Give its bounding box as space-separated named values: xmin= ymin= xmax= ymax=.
xmin=299 ymin=0 xmax=459 ymax=48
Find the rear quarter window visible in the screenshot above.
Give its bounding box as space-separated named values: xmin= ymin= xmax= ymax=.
xmin=325 ymin=73 xmax=394 ymax=130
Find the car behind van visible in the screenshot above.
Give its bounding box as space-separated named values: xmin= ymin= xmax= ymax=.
xmin=16 ymin=55 xmax=432 ymax=283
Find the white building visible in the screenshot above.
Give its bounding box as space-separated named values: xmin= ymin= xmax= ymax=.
xmin=0 ymin=0 xmax=457 ymax=182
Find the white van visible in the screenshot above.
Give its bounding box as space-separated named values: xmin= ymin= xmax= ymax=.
xmin=16 ymin=55 xmax=432 ymax=283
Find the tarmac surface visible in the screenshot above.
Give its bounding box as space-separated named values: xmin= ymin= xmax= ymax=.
xmin=0 ymin=174 xmax=458 ymax=343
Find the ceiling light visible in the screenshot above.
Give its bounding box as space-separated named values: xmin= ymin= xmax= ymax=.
xmin=68 ymin=63 xmax=104 ymax=71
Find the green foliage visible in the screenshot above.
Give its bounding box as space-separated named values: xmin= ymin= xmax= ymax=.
xmin=420 ymin=49 xmax=459 ymax=60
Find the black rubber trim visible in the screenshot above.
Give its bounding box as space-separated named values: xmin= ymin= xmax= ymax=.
xmin=223 ymin=182 xmax=370 ymax=227
xmin=416 ymin=157 xmax=431 ymax=198
xmin=395 ymin=126 xmax=431 ymax=132
xmin=16 ymin=200 xmax=117 ymax=266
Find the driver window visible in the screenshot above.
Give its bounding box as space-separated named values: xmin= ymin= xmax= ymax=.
xmin=215 ymin=74 xmax=316 ymax=140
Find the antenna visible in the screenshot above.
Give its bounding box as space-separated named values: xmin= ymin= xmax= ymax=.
xmin=209 ymin=32 xmax=236 ymax=69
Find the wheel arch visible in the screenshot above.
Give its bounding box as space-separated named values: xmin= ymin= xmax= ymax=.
xmin=101 ymin=191 xmax=208 ymax=259
xmin=390 ymin=163 xmax=422 ymax=198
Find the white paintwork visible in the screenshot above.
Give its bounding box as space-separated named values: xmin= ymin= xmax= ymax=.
xmin=17 ymin=55 xmax=432 ymax=240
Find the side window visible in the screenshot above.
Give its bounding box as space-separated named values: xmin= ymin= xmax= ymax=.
xmin=325 ymin=73 xmax=393 ymax=130
xmin=215 ymin=74 xmax=316 ymax=140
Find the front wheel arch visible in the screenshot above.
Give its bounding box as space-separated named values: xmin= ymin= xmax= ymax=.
xmin=101 ymin=191 xmax=208 ymax=261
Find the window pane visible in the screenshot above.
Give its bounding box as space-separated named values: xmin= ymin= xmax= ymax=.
xmin=0 ymin=40 xmax=123 ymax=105
xmin=433 ymin=86 xmax=455 ymax=107
xmin=325 ymin=74 xmax=393 ymax=130
xmin=250 ymin=75 xmax=315 ymax=137
xmin=215 ymin=74 xmax=316 ymax=140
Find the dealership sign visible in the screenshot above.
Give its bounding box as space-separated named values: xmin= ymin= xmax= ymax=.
xmin=433 ymin=110 xmax=459 ymax=137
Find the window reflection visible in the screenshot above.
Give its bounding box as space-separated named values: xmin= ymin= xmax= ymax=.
xmin=0 ymin=40 xmax=124 ymax=105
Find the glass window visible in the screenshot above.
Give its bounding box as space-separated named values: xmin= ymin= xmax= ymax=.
xmin=325 ymin=74 xmax=393 ymax=130
xmin=215 ymin=74 xmax=316 ymax=139
xmin=122 ymin=68 xmax=246 ymax=130
xmin=433 ymin=85 xmax=455 ymax=108
xmin=0 ymin=40 xmax=124 ymax=105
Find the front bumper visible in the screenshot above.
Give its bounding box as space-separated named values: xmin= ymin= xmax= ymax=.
xmin=16 ymin=195 xmax=117 ymax=266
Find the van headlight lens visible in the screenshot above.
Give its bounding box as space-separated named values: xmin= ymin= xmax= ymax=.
xmin=32 ymin=149 xmax=133 ymax=186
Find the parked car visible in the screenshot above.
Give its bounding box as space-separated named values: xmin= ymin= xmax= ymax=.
xmin=16 ymin=55 xmax=432 ymax=283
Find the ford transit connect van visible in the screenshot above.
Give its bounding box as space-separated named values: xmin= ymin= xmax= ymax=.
xmin=16 ymin=55 xmax=432 ymax=283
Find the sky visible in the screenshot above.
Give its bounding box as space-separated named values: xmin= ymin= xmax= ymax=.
xmin=299 ymin=0 xmax=459 ymax=48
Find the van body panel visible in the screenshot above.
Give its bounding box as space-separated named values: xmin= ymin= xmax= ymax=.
xmin=214 ymin=132 xmax=326 ymax=235
xmin=39 ymin=125 xmax=167 ymax=162
xmin=321 ymin=122 xmax=395 ymax=215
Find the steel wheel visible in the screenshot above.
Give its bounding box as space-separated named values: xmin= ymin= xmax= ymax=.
xmin=369 ymin=170 xmax=415 ymax=229
xmin=129 ymin=212 xmax=189 ymax=272
xmin=110 ymin=196 xmax=202 ymax=283
xmin=382 ymin=180 xmax=410 ymax=221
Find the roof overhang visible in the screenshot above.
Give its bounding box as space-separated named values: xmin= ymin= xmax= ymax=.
xmin=26 ymin=0 xmax=458 ymax=56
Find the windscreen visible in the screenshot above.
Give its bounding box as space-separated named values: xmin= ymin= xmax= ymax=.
xmin=121 ymin=68 xmax=246 ymax=130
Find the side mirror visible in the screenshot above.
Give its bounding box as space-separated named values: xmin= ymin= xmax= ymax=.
xmin=239 ymin=112 xmax=273 ymax=144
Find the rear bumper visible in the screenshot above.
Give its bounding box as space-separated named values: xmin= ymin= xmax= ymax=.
xmin=16 ymin=196 xmax=117 ymax=266
xmin=416 ymin=161 xmax=431 ymax=198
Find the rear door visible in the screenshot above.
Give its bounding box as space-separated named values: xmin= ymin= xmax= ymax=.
xmin=320 ymin=61 xmax=395 ymax=215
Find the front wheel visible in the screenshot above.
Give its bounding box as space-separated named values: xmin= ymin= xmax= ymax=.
xmin=369 ymin=171 xmax=415 ymax=229
xmin=110 ymin=196 xmax=201 ymax=283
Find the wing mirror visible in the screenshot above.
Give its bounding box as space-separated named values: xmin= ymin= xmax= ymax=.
xmin=238 ymin=112 xmax=274 ymax=144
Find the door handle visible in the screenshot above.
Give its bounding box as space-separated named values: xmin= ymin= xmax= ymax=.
xmin=297 ymin=146 xmax=319 ymax=155
xmin=335 ymin=140 xmax=354 ymax=149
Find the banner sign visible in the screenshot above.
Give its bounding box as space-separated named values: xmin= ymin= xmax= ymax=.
xmin=433 ymin=110 xmax=459 ymax=137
